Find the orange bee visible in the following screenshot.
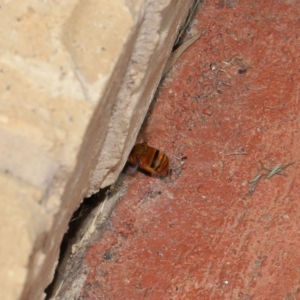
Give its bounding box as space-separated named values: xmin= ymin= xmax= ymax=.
xmin=126 ymin=143 xmax=170 ymax=177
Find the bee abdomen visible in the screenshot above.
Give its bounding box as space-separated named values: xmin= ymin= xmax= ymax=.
xmin=151 ymin=150 xmax=169 ymax=175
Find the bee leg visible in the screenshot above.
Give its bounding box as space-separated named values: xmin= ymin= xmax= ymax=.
xmin=140 ymin=165 xmax=159 ymax=176
xmin=141 ymin=165 xmax=170 ymax=178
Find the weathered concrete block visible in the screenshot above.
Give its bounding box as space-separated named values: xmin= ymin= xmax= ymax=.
xmin=0 ymin=0 xmax=195 ymax=299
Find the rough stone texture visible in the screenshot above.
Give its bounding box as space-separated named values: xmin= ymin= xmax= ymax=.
xmin=0 ymin=1 xmax=195 ymax=299
xmin=87 ymin=0 xmax=196 ymax=194
xmin=80 ymin=1 xmax=300 ymax=299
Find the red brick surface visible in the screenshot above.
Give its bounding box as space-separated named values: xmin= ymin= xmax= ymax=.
xmin=82 ymin=1 xmax=300 ymax=299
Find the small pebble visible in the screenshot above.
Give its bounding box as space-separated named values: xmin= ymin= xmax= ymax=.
xmin=203 ymin=106 xmax=213 ymax=116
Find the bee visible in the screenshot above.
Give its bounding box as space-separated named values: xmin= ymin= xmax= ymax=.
xmin=126 ymin=143 xmax=170 ymax=177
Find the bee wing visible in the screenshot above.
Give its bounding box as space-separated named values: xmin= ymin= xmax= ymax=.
xmin=123 ymin=161 xmax=139 ymax=175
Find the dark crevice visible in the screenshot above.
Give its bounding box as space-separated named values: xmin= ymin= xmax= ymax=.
xmin=45 ymin=188 xmax=109 ymax=299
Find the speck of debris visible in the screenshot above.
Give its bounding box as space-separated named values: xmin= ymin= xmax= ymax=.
xmin=103 ymin=252 xmax=113 ymax=260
